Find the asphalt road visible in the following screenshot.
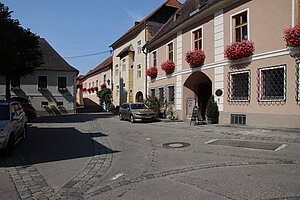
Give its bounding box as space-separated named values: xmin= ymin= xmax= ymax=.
xmin=0 ymin=113 xmax=299 ymax=200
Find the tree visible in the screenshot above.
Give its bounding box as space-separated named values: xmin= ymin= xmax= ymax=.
xmin=206 ymin=95 xmax=219 ymax=124
xmin=0 ymin=3 xmax=43 ymax=100
xmin=97 ymin=85 xmax=112 ymax=111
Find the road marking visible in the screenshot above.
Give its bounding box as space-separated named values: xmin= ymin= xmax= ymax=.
xmin=205 ymin=139 xmax=218 ymax=144
xmin=111 ymin=173 xmax=124 ymax=180
xmin=274 ymin=144 xmax=287 ymax=152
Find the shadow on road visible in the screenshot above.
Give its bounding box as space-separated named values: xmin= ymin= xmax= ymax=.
xmin=0 ymin=125 xmax=119 ymax=168
xmin=32 ymin=113 xmax=116 ymax=124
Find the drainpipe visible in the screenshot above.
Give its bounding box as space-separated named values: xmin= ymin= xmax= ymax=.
xmin=142 ymin=43 xmax=148 ymax=98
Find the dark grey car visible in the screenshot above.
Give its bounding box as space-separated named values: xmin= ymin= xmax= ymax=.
xmin=119 ymin=103 xmax=156 ymax=123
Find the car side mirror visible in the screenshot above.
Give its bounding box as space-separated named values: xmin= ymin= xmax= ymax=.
xmin=128 ymin=107 xmax=130 ymax=111
xmin=13 ymin=115 xmax=20 ymax=120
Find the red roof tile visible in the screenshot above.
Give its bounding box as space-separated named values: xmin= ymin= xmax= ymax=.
xmin=82 ymin=56 xmax=112 ymax=80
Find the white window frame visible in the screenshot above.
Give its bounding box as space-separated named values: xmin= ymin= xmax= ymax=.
xmin=137 ymin=40 xmax=142 ymax=54
xmin=229 ymin=70 xmax=250 ymax=102
xmin=259 ymin=65 xmax=286 ymax=102
xmin=230 ymin=8 xmax=250 ymax=43
xmin=37 ymin=75 xmax=48 ymax=90
xmin=115 ymin=64 xmax=119 ymax=76
xmin=190 ymin=26 xmax=204 ymax=51
xmin=167 ymin=84 xmax=175 ymax=104
xmin=166 ymin=40 xmax=174 ymax=61
xmin=137 ymin=64 xmax=142 ymax=79
xmin=152 ymin=50 xmax=157 ymax=66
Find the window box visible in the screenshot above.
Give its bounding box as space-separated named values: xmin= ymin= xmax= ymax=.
xmin=58 ymin=87 xmax=67 ymax=92
xmin=284 ymin=25 xmax=300 ymax=48
xmin=225 ymin=40 xmax=254 ymax=61
xmin=38 ymin=87 xmax=48 ymax=91
xmin=146 ymin=66 xmax=158 ymax=78
xmin=101 ymin=84 xmax=106 ymax=89
xmin=161 ymin=60 xmax=175 ymax=74
xmin=81 ymin=88 xmax=86 ymax=92
xmin=94 ymin=86 xmax=99 ymax=92
xmin=185 ymin=49 xmax=206 ymax=67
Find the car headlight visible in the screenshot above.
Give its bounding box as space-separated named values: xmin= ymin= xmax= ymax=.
xmin=0 ymin=128 xmax=4 ymax=136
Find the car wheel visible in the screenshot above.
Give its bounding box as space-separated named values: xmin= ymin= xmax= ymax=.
xmin=119 ymin=113 xmax=124 ymax=120
xmin=22 ymin=124 xmax=27 ymax=140
xmin=130 ymin=115 xmax=135 ymax=123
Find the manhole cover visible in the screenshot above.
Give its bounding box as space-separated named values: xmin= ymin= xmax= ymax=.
xmin=206 ymin=139 xmax=285 ymax=151
xmin=162 ymin=142 xmax=190 ymax=148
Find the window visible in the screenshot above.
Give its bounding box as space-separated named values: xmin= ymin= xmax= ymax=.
xmin=58 ymin=77 xmax=67 ymax=89
xmin=192 ymin=28 xmax=202 ymax=50
xmin=92 ymin=82 xmax=94 ymax=88
xmin=229 ymin=71 xmax=250 ymax=101
xmin=38 ymin=76 xmax=47 ymax=89
xmin=137 ymin=40 xmax=142 ymax=54
xmin=89 ymin=83 xmax=91 ymax=88
xmin=167 ymin=42 xmax=173 ymax=61
xmin=11 ymin=77 xmax=20 ymax=88
xmin=41 ymin=101 xmax=48 ymax=107
xmin=116 ymin=85 xmax=119 ymax=96
xmin=231 ymin=114 xmax=246 ymax=125
xmin=233 ymin=11 xmax=248 ymax=42
xmin=104 ymin=75 xmax=107 ymax=84
xmin=137 ymin=64 xmax=141 ymax=79
xmin=150 ymin=88 xmax=155 ymax=97
xmin=259 ymin=65 xmax=286 ymax=101
xmin=158 ymin=87 xmax=164 ymax=99
xmin=115 ymin=64 xmax=119 ymax=76
xmin=96 ymin=80 xmax=98 ymax=87
xmin=153 ymin=51 xmax=157 ymax=66
xmin=168 ymin=85 xmax=175 ymax=103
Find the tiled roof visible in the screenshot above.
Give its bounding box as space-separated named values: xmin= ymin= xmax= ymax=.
xmin=147 ymin=0 xmax=220 ymax=47
xmin=76 ymin=75 xmax=84 ymax=86
xmin=82 ymin=56 xmax=112 ymax=80
xmin=37 ymin=38 xmax=79 ymax=73
xmin=110 ymin=0 xmax=182 ymax=48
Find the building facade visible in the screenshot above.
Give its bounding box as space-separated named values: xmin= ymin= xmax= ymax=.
xmin=146 ymin=0 xmax=300 ymax=129
xmin=81 ymin=56 xmax=112 ymax=107
xmin=111 ymin=0 xmax=182 ymax=107
xmin=0 ymin=37 xmax=79 ymax=116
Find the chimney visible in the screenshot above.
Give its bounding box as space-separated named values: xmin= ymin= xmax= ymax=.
xmin=135 ymin=21 xmax=140 ymax=26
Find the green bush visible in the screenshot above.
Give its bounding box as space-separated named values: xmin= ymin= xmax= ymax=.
xmin=206 ymin=95 xmax=219 ymax=124
xmin=144 ymin=96 xmax=165 ymax=115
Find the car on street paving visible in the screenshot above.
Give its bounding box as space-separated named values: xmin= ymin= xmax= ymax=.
xmin=10 ymin=97 xmax=37 ymax=121
xmin=119 ymin=103 xmax=157 ymax=123
xmin=0 ymin=101 xmax=27 ymax=153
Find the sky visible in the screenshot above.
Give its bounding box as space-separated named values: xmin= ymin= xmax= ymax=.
xmin=1 ymin=0 xmax=185 ymax=75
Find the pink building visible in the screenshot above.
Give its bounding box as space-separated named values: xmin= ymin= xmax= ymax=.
xmin=82 ymin=57 xmax=112 ymax=107
xmin=145 ymin=0 xmax=300 ymax=129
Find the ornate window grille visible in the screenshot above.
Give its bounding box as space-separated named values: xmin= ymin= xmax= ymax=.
xmin=259 ymin=65 xmax=286 ymax=101
xmin=229 ymin=71 xmax=250 ymax=101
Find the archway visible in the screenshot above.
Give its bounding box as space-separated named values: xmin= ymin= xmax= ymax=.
xmin=135 ymin=91 xmax=144 ymax=103
xmin=184 ymin=71 xmax=212 ymax=121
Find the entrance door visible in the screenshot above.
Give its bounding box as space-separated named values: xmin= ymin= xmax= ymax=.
xmin=198 ymin=82 xmax=212 ymax=121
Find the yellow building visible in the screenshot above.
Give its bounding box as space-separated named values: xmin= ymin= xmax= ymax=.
xmin=110 ymin=0 xmax=181 ymax=106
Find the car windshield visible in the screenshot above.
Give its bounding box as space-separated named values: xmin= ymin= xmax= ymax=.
xmin=130 ymin=104 xmax=148 ymax=109
xmin=0 ymin=105 xmax=10 ymax=120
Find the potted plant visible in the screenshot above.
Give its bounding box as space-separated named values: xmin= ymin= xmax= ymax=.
xmin=144 ymin=96 xmax=165 ymax=117
xmin=185 ymin=49 xmax=206 ymax=67
xmin=284 ymin=24 xmax=300 ymax=47
xmin=101 ymin=84 xmax=106 ymax=89
xmin=167 ymin=110 xmax=176 ymax=120
xmin=224 ymin=40 xmax=255 ymax=61
xmin=206 ymin=95 xmax=219 ymax=124
xmin=161 ymin=60 xmax=175 ymax=74
xmin=146 ymin=66 xmax=158 ymax=78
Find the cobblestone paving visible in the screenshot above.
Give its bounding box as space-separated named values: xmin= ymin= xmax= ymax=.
xmin=87 ymin=159 xmax=300 ymax=198
xmin=0 ymin=119 xmax=113 ymax=200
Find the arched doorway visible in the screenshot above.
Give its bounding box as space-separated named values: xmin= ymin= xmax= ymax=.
xmin=135 ymin=91 xmax=144 ymax=103
xmin=184 ymin=71 xmax=212 ymax=121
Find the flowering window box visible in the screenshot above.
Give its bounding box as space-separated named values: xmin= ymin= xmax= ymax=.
xmin=146 ymin=66 xmax=158 ymax=78
xmin=81 ymin=88 xmax=86 ymax=92
xmin=58 ymin=87 xmax=67 ymax=92
xmin=100 ymin=84 xmax=106 ymax=89
xmin=87 ymin=88 xmax=91 ymax=93
xmin=185 ymin=49 xmax=206 ymax=67
xmin=284 ymin=25 xmax=300 ymax=48
xmin=38 ymin=87 xmax=48 ymax=91
xmin=224 ymin=40 xmax=255 ymax=61
xmin=94 ymin=86 xmax=98 ymax=92
xmin=161 ymin=60 xmax=175 ymax=74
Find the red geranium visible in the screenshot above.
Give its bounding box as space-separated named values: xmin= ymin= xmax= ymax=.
xmin=161 ymin=60 xmax=175 ymax=74
xmin=224 ymin=40 xmax=255 ymax=61
xmin=284 ymin=25 xmax=300 ymax=47
xmin=185 ymin=49 xmax=206 ymax=67
xmin=81 ymin=88 xmax=86 ymax=92
xmin=146 ymin=66 xmax=158 ymax=78
xmin=100 ymin=84 xmax=106 ymax=89
xmin=94 ymin=86 xmax=98 ymax=91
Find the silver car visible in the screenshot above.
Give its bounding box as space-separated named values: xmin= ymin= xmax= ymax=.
xmin=119 ymin=103 xmax=157 ymax=123
xmin=0 ymin=101 xmax=27 ymax=153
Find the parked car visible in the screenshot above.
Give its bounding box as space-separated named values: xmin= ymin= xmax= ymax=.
xmin=21 ymin=103 xmax=37 ymax=121
xmin=0 ymin=101 xmax=27 ymax=153
xmin=119 ymin=103 xmax=157 ymax=123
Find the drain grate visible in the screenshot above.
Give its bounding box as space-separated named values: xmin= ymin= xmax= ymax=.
xmin=162 ymin=142 xmax=190 ymax=148
xmin=206 ymin=139 xmax=285 ymax=151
